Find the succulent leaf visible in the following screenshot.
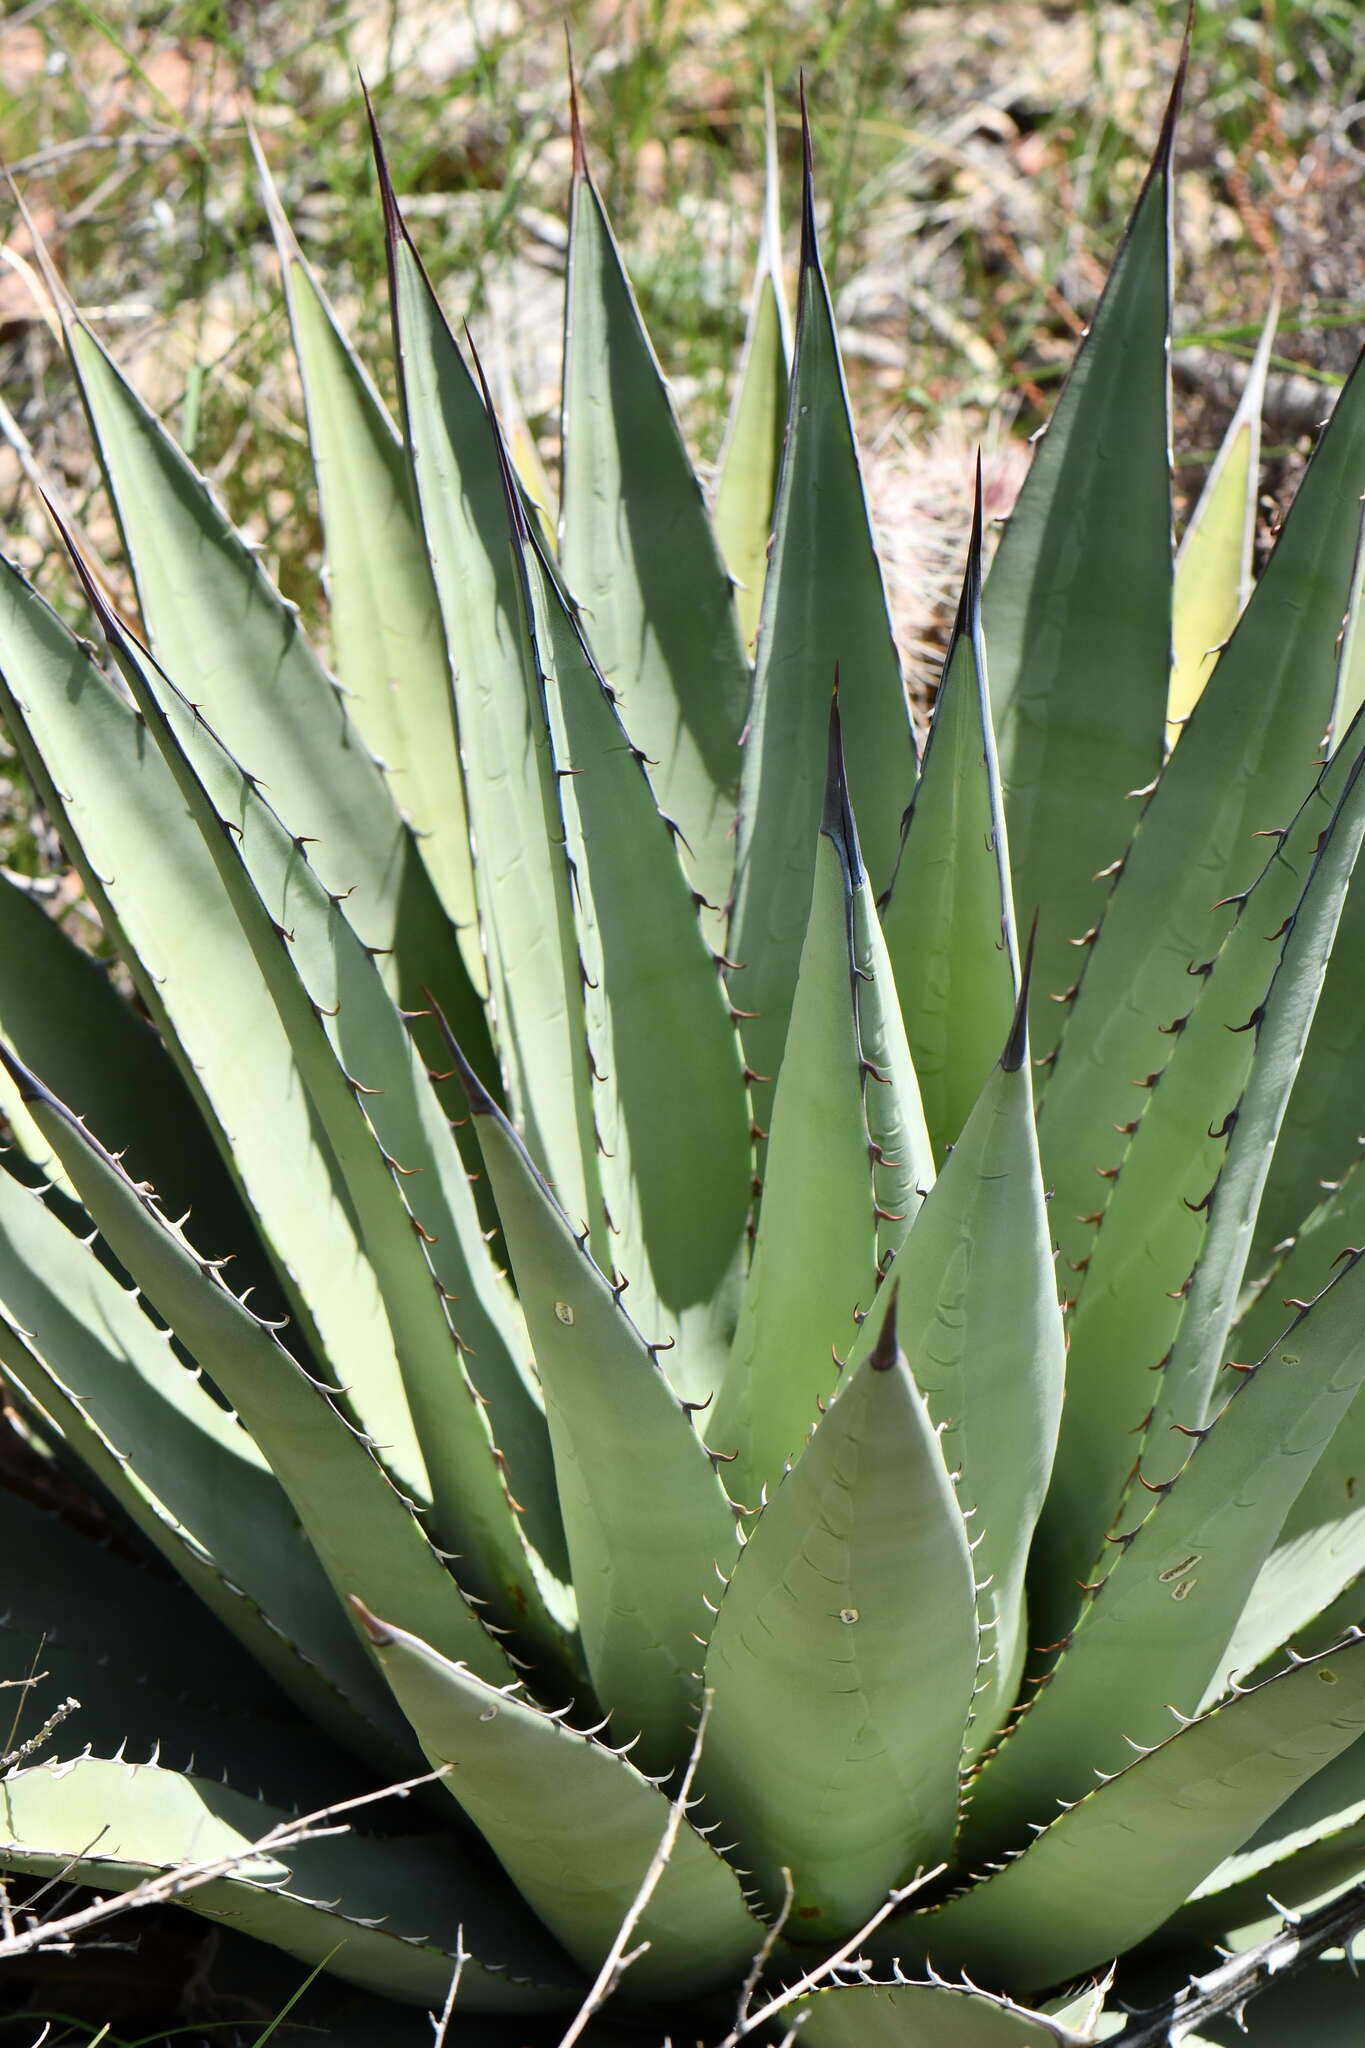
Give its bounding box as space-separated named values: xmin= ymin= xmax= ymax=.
xmin=964 ymin=1236 xmax=1365 ymax=1857
xmin=881 ymin=472 xmax=1019 ymax=1161
xmin=0 ymin=560 xmax=425 ymax=1498
xmin=0 ymin=1157 xmax=412 ymax=1762
xmin=714 ymin=77 xmax=792 ymax=656
xmin=64 ymin=320 xmax=491 ymax=1094
xmin=0 ymin=1758 xmax=575 ymax=2010
xmin=712 ymin=704 xmax=932 ymax=1502
xmin=70 ymin=569 xmax=567 ymax=1634
xmin=355 ymin=1603 xmax=766 ymax=2000
xmin=0 ymin=864 xmax=271 ymax=1286
xmin=451 ymin=1039 xmax=739 ymax=1772
xmin=1246 ymin=528 xmax=1365 ymax=1284
xmin=1040 ymin=347 xmax=1365 ymax=1281
xmin=379 ymin=121 xmax=603 ymax=1241
xmin=849 ymin=947 xmax=1064 ymax=1753
xmin=698 ymin=1292 xmax=978 ymax=1936
xmin=494 ymin=426 xmax=752 ymax=1392
xmin=0 ymin=1480 xmax=369 ymax=1807
xmin=1168 ymin=1736 xmax=1365 ymax=1948
xmin=560 ymin=107 xmax=751 ymax=919
xmin=9 ymin=1047 xmax=518 ymax=1690
xmin=793 ymin=1979 xmax=1090 ymax=2047
xmin=256 ymin=137 xmax=483 ymax=993
xmin=981 ymin=52 xmax=1179 ymax=1061
xmin=1166 ymin=293 xmax=1278 ymax=751
xmin=1041 ymin=723 xmax=1365 ymax=1602
xmin=728 ymin=106 xmax=915 ymax=1123
xmin=894 ymin=1635 xmax=1365 ymax=1993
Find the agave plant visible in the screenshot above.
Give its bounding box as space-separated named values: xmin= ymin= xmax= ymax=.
xmin=1 ymin=42 xmax=1365 ymax=2047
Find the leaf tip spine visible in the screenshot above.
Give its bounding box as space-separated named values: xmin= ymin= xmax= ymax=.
xmin=868 ymin=1284 xmax=900 ymax=1371
xmin=348 ymin=1595 xmax=394 ymax=1647
xmin=1001 ymin=911 xmax=1037 ymax=1071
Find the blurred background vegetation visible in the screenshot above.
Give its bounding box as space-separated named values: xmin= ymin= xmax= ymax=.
xmin=0 ymin=0 xmax=1360 ymax=675
xmin=0 ymin=0 xmax=1357 ymax=981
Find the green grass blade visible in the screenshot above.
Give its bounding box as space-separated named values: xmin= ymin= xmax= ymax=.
xmin=0 ymin=560 xmax=424 ymax=1500
xmin=449 ymin=1036 xmax=739 ymax=1773
xmin=1040 ymin=348 xmax=1365 ymax=1284
xmin=714 ymin=78 xmax=791 ymax=655
xmin=378 ymin=124 xmax=601 ymax=1243
xmin=963 ymin=1237 xmax=1365 ymax=1861
xmin=981 ymin=61 xmax=1179 ymax=1062
xmin=10 ymin=1047 xmax=517 ymax=1691
xmin=497 ymin=416 xmax=751 ymax=1395
xmin=897 ymin=1635 xmax=1365 ymax=1993
xmin=559 ymin=114 xmax=751 ymax=918
xmin=881 ymin=479 xmax=1019 ymax=1159
xmin=794 ymin=1982 xmax=1086 ymax=2047
xmin=698 ymin=1295 xmax=977 ymax=1937
xmin=1167 ymin=293 xmax=1278 ymax=749
xmin=354 ymin=1603 xmax=765 ymax=2000
xmin=848 ymin=953 xmax=1063 ymax=1756
xmin=0 ymin=1760 xmax=575 ymax=2012
xmin=728 ymin=110 xmax=915 ymax=1126
xmin=64 ymin=320 xmax=490 ymax=1080
xmin=65 ymin=552 xmax=567 ymax=1633
xmin=0 ymin=1165 xmax=413 ymax=1764
xmin=1040 ymin=728 xmax=1365 ymax=1603
xmin=712 ymin=706 xmax=932 ymax=1505
xmin=256 ymin=139 xmax=482 ymax=992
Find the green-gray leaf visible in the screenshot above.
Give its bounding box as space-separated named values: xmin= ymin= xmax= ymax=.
xmin=0 ymin=1758 xmax=575 ymax=2011
xmin=886 ymin=1636 xmax=1365 ymax=1993
xmin=728 ymin=117 xmax=914 ymax=1125
xmin=451 ymin=1039 xmax=739 ymax=1774
xmin=355 ymin=1603 xmax=765 ymax=2001
xmin=712 ymin=707 xmax=932 ymax=1503
xmin=560 ymin=121 xmax=750 ymax=918
xmin=964 ymin=1239 xmax=1365 ymax=1858
xmin=848 ymin=954 xmax=1063 ymax=1754
xmin=882 ymin=479 xmax=1019 ymax=1161
xmin=698 ymin=1294 xmax=977 ymax=1936
xmin=1040 ymin=350 xmax=1365 ymax=1282
xmin=257 ymin=138 xmax=482 ymax=991
xmin=10 ymin=1047 xmax=515 ymax=1691
xmin=982 ymin=67 xmax=1177 ymax=1062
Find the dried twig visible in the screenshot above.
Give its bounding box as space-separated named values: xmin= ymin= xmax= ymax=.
xmin=1107 ymin=1876 xmax=1365 ymax=2045
xmin=556 ymin=1692 xmax=715 ymax=2048
xmin=0 ymin=1695 xmax=78 ymax=1775
xmin=0 ymin=1766 xmax=446 ymax=1962
xmin=430 ymin=1922 xmax=469 ymax=2048
xmin=715 ymin=1864 xmax=948 ymax=2048
xmin=732 ymin=1864 xmax=795 ymax=2034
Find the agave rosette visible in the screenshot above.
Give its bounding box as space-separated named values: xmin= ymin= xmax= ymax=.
xmin=0 ymin=49 xmax=1364 ymax=2048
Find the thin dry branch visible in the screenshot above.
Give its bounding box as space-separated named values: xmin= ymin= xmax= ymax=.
xmin=430 ymin=1922 xmax=469 ymax=2048
xmin=0 ymin=1765 xmax=446 ymax=1963
xmin=556 ymin=1692 xmax=715 ymax=2048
